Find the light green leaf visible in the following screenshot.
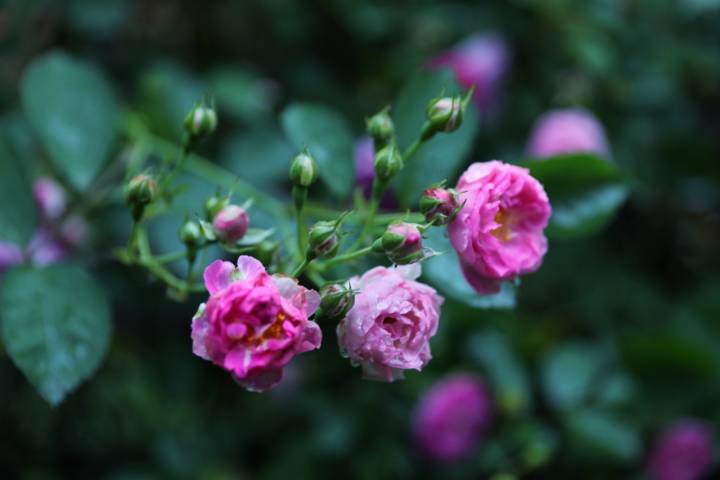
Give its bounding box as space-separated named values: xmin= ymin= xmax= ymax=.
xmin=21 ymin=50 xmax=118 ymax=190
xmin=220 ymin=129 xmax=294 ymax=193
xmin=519 ymin=154 xmax=629 ymax=239
xmin=280 ymin=103 xmax=354 ymax=198
xmin=541 ymin=342 xmax=609 ymax=412
xmin=0 ymin=264 xmax=112 ymax=405
xmin=565 ymin=409 xmax=641 ymax=464
xmin=0 ymin=140 xmax=36 ymax=246
xmin=393 ymin=69 xmax=479 ymax=207
xmin=208 ymin=66 xmax=276 ymax=125
xmin=422 ymin=227 xmax=516 ymax=309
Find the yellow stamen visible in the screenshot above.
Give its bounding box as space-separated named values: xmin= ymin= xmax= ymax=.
xmin=491 ymin=209 xmax=513 ymax=242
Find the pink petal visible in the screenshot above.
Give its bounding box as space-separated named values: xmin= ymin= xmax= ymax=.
xmin=235 ymin=255 xmax=266 ymax=280
xmin=203 ymin=260 xmax=235 ymax=295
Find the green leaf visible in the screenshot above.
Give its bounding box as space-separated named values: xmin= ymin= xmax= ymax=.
xmin=564 ymin=409 xmax=641 ymax=464
xmin=208 ymin=66 xmax=276 ymax=126
xmin=237 ymin=228 xmax=275 ymax=246
xmin=280 ymin=103 xmax=354 ymax=198
xmin=0 ymin=140 xmax=37 ymax=246
xmin=467 ymin=332 xmax=532 ymax=416
xmin=393 ymin=69 xmax=479 ymax=207
xmin=540 ymin=342 xmax=609 ymax=412
xmin=21 ymin=50 xmax=119 ymax=190
xmin=422 ymin=228 xmax=516 ymax=309
xmin=220 ymin=129 xmax=294 ymax=193
xmin=519 ymin=154 xmax=629 ymax=239
xmin=0 ymin=264 xmax=112 ymax=405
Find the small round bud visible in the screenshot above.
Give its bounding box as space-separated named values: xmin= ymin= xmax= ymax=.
xmin=124 ymin=174 xmax=158 ymax=221
xmin=420 ymin=187 xmax=458 ymax=226
xmin=308 ymin=220 xmax=339 ymax=259
xmin=180 ymin=219 xmax=204 ymax=249
xmin=289 ymin=152 xmax=319 ymax=188
xmin=212 ymin=205 xmax=249 ymax=244
xmin=366 ymin=109 xmax=395 ymax=146
xmin=204 ymin=195 xmax=229 ymax=221
xmin=382 ymin=222 xmax=424 ymax=265
xmin=184 ymin=103 xmax=218 ymax=139
xmin=427 ymin=96 xmax=463 ymax=133
xmin=373 ymin=144 xmax=403 ymax=181
xmin=318 ymin=284 xmax=355 ymax=320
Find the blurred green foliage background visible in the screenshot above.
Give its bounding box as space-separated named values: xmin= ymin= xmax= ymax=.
xmin=1 ymin=0 xmax=720 ymax=478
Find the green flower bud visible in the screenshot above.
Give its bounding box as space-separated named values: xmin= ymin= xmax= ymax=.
xmin=366 ymin=108 xmax=395 ymax=146
xmin=308 ymin=220 xmax=339 ymax=259
xmin=184 ymin=101 xmax=218 ymax=139
xmin=427 ymin=96 xmax=463 ymax=133
xmin=124 ymin=173 xmax=158 ymax=221
xmin=373 ymin=144 xmax=403 ymax=181
xmin=419 ymin=186 xmax=459 ymax=226
xmin=382 ymin=222 xmax=425 ymax=265
xmin=179 ymin=219 xmax=204 ymax=249
xmin=289 ymin=152 xmax=319 ymax=188
xmin=318 ymin=284 xmax=355 ymax=320
xmin=204 ymin=195 xmax=230 ymax=221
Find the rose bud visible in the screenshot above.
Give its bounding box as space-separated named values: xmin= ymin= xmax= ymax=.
xmin=413 ymin=374 xmax=493 ymax=462
xmin=373 ymin=144 xmax=403 ymax=181
xmin=289 ymin=151 xmax=319 ymax=188
xmin=337 ymin=264 xmax=443 ymax=382
xmin=527 ymin=108 xmax=611 ymax=159
xmin=427 ymin=96 xmax=464 ymax=134
xmin=449 ymin=161 xmax=551 ymax=294
xmin=420 ymin=186 xmax=458 ymax=226
xmin=124 ymin=173 xmax=158 ymax=221
xmin=366 ymin=107 xmax=395 ymax=147
xmin=648 ymin=419 xmax=713 ymax=480
xmin=354 ymin=137 xmax=397 ymax=208
xmin=184 ymin=100 xmax=218 ymax=139
xmin=192 ymin=256 xmax=321 ymax=392
xmin=317 ymin=284 xmax=355 ymax=320
xmin=382 ymin=222 xmax=424 ymax=265
xmin=308 ymin=220 xmax=339 ymax=259
xmin=180 ymin=219 xmax=205 ymax=249
xmin=212 ymin=205 xmax=249 ymax=244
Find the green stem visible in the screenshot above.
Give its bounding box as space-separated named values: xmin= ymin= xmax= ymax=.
xmin=127 ymin=222 xmax=141 ymax=258
xmin=322 ymin=245 xmax=373 ymax=269
xmin=291 ymin=258 xmax=310 ymax=277
xmin=402 ymin=138 xmax=422 ymax=163
xmin=154 ymin=250 xmax=188 ymax=265
xmin=353 ymin=178 xmax=385 ymax=249
xmin=293 ymin=186 xmax=308 ymax=258
xmin=306 ymin=269 xmax=326 ymax=289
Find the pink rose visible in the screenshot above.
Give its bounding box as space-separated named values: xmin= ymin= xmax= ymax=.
xmin=33 ymin=177 xmax=67 ymax=220
xmin=191 ymin=255 xmax=321 ymax=392
xmin=527 ymin=108 xmax=610 ymax=159
xmin=430 ymin=33 xmax=510 ymax=112
xmin=337 ymin=264 xmax=443 ymax=382
xmin=449 ymin=161 xmax=551 ymax=294
xmin=649 ymin=419 xmax=713 ymax=480
xmin=413 ymin=374 xmax=493 ymax=462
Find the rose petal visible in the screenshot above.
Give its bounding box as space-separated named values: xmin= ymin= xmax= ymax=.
xmin=203 ymin=260 xmax=236 ymax=295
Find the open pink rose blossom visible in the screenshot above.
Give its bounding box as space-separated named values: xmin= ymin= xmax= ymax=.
xmin=413 ymin=374 xmax=493 ymax=462
xmin=337 ymin=264 xmax=443 ymax=382
xmin=449 ymin=161 xmax=551 ymax=294
xmin=191 ymin=255 xmax=322 ymax=392
xmin=527 ymin=108 xmax=610 ymax=159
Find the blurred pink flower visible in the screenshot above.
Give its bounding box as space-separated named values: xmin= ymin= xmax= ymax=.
xmin=449 ymin=161 xmax=551 ymax=294
xmin=430 ymin=33 xmax=510 ymax=112
xmin=212 ymin=205 xmax=249 ymax=244
xmin=192 ymin=256 xmax=321 ymax=392
xmin=0 ymin=242 xmax=23 ymax=273
xmin=354 ymin=137 xmax=397 ymax=208
xmin=413 ymin=374 xmax=492 ymax=462
xmin=527 ymin=108 xmax=610 ymax=159
xmin=27 ymin=229 xmax=68 ymax=266
xmin=649 ymin=419 xmax=713 ymax=480
xmin=337 ymin=264 xmax=443 ymax=382
xmin=33 ymin=177 xmax=67 ymax=221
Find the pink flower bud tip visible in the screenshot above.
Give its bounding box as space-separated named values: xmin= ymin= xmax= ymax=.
xmin=212 ymin=205 xmax=249 ymax=244
xmin=527 ymin=108 xmax=610 ymax=159
xmin=413 ymin=374 xmax=493 ymax=462
xmin=192 ymin=256 xmax=321 ymax=392
xmin=649 ymin=419 xmax=713 ymax=480
xmin=33 ymin=177 xmax=67 ymax=220
xmin=337 ymin=264 xmax=443 ymax=382
xmin=449 ymin=160 xmax=551 ymax=294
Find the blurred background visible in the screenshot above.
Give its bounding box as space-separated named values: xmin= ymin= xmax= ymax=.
xmin=1 ymin=0 xmax=720 ymax=478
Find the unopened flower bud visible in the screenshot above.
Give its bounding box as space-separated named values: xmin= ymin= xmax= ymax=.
xmin=427 ymin=96 xmax=464 ymax=133
xmin=184 ymin=102 xmax=217 ymax=139
xmin=420 ymin=187 xmax=458 ymax=226
xmin=382 ymin=222 xmax=424 ymax=265
xmin=289 ymin=152 xmax=319 ymax=188
xmin=204 ymin=195 xmax=229 ymax=221
xmin=373 ymin=144 xmax=403 ymax=181
xmin=366 ymin=108 xmax=395 ymax=146
xmin=180 ymin=219 xmax=204 ymax=249
xmin=308 ymin=220 xmax=339 ymax=259
xmin=124 ymin=174 xmax=158 ymax=221
xmin=318 ymin=284 xmax=355 ymax=320
xmin=212 ymin=205 xmax=249 ymax=244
